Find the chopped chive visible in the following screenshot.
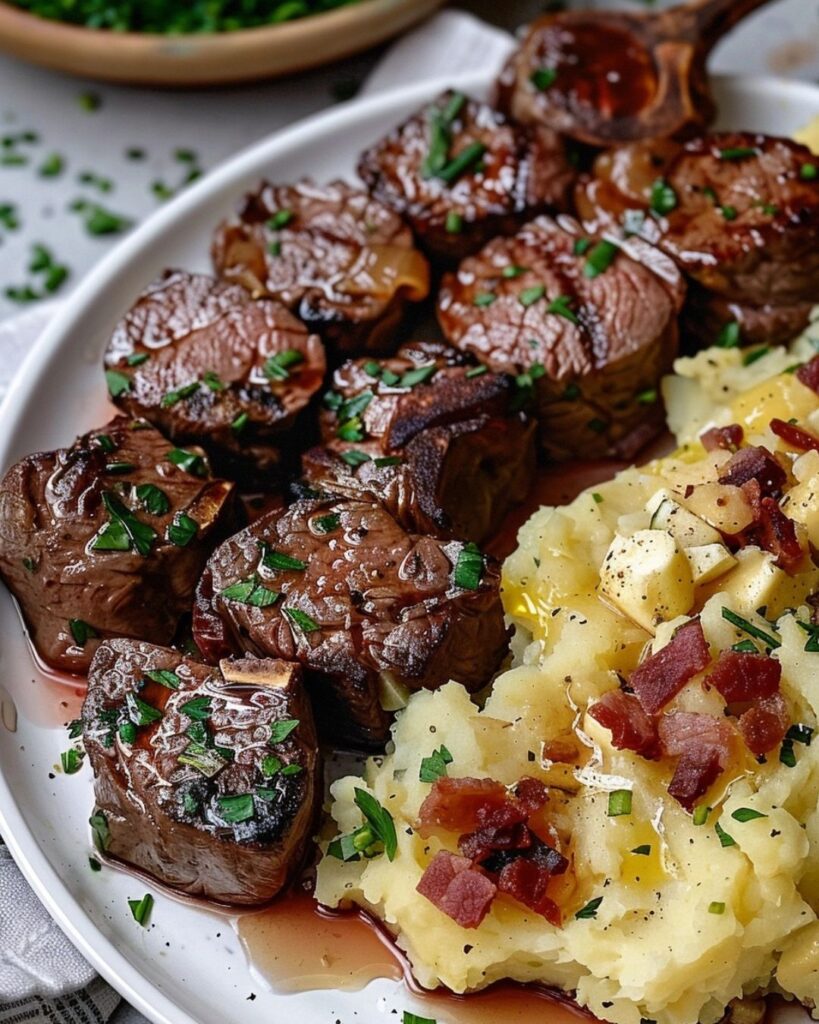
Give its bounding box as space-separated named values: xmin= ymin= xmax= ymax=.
xmin=473 ymin=292 xmax=496 ymax=308
xmin=708 ymin=901 xmax=726 ymax=915
xmin=166 ymin=512 xmax=198 ymax=547
xmin=636 ymin=389 xmax=658 ymax=405
xmin=720 ymin=205 xmax=738 ymax=221
xmin=263 ymin=348 xmax=303 ymax=382
xmin=269 ymin=719 xmax=300 ymax=743
xmin=217 ymin=793 xmax=255 ymax=823
xmin=282 ymin=763 xmax=302 ymax=776
xmin=128 ymin=893 xmax=154 ymax=927
xmin=399 ymin=364 xmax=437 ymax=388
xmin=575 ymin=896 xmax=603 ymax=920
xmin=530 ymin=67 xmax=558 ymax=91
xmin=313 ymin=512 xmax=340 ymax=534
xmin=731 ymin=639 xmax=757 ymax=653
xmin=716 ymin=321 xmax=741 ymax=348
xmin=719 ymin=146 xmax=758 ymax=161
xmin=547 ymin=294 xmax=578 ymax=324
xmin=161 ymin=380 xmax=200 ymax=407
xmin=721 ymin=607 xmax=780 ymax=649
xmin=69 ymin=619 xmax=98 ymax=647
xmin=573 ymin=237 xmax=592 ymax=256
xmin=502 ymin=264 xmax=527 ymax=279
xmin=519 ymin=284 xmax=546 ymax=308
xmin=268 ymin=209 xmax=293 ymax=230
xmin=743 ymin=346 xmax=770 ymax=366
xmin=202 ymin=370 xmax=225 ymax=391
xmin=231 ymin=412 xmax=249 ymax=435
xmin=105 ymin=370 xmax=131 ymax=397
xmin=38 ymin=152 xmax=64 ymax=178
xmin=127 ymin=352 xmax=149 ymax=367
xmin=731 ymin=807 xmax=767 ymax=823
xmin=583 ymin=240 xmax=619 ymax=278
xmin=341 ymin=449 xmax=371 ymax=467
xmin=466 ymin=365 xmax=488 ymax=378
xmin=607 ymin=790 xmax=632 ymax=817
xmin=438 ymin=141 xmax=487 ymax=184
xmin=285 ymin=608 xmax=320 ymax=634
xmin=445 ymin=210 xmax=463 ymax=234
xmin=373 ymin=456 xmax=401 ymax=468
xmin=649 ymin=178 xmax=677 ymax=216
xmin=453 ymin=543 xmax=483 ymax=590
xmin=693 ymin=805 xmax=710 ymax=826
xmin=61 ymin=749 xmax=84 ymax=774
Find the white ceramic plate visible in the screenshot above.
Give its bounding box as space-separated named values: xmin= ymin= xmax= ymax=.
xmin=1 ymin=71 xmax=818 ymax=1024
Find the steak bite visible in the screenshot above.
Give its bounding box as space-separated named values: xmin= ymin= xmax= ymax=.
xmin=84 ymin=640 xmax=319 ymax=904
xmin=357 ymin=90 xmax=575 ymax=263
xmin=104 ymin=269 xmax=326 ymax=488
xmin=436 ymin=214 xmax=685 ymax=460
xmin=302 ymin=341 xmax=536 ymax=542
xmin=576 ymin=133 xmax=819 ymax=307
xmin=211 ymin=179 xmax=430 ymax=356
xmin=0 ymin=417 xmax=240 ymax=675
xmin=193 ymin=493 xmax=508 ymax=746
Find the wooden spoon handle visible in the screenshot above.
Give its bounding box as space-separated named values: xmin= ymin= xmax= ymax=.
xmin=666 ymin=0 xmax=777 ymax=52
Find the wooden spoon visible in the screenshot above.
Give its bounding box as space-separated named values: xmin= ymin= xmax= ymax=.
xmin=496 ymin=0 xmax=777 ymax=146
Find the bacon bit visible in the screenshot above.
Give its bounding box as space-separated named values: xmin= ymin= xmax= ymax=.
xmin=497 ymin=857 xmax=561 ymax=926
xmin=514 ymin=777 xmax=549 ymax=813
xmin=770 ymin=417 xmax=819 ymax=454
xmin=630 ymin=620 xmax=711 ymax=716
xmin=718 ymin=446 xmax=786 ymax=498
xmin=706 ymin=650 xmax=782 ymax=703
xmin=416 ymin=850 xmax=497 ymax=929
xmin=588 ymin=689 xmax=661 ymax=759
xmin=701 ymin=424 xmax=744 ymax=452
xmin=459 ymin=822 xmax=532 ymax=863
xmin=418 ymin=777 xmax=509 ymax=838
xmin=756 ymin=497 xmax=804 ymax=573
xmin=797 ymin=355 xmax=819 ymax=394
xmin=543 ymin=738 xmax=578 ymax=764
xmin=659 ymin=712 xmax=735 ymax=811
xmin=737 ymin=693 xmax=790 ymax=756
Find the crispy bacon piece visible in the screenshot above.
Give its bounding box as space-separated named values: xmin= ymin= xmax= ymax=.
xmin=770 ymin=417 xmax=819 ymax=454
xmin=418 ymin=777 xmax=510 ymax=838
xmin=706 ymin=650 xmax=782 ymax=704
xmin=797 ymin=355 xmax=819 ymax=395
xmin=718 ymin=446 xmax=786 ymax=498
xmin=737 ymin=693 xmax=790 ymax=756
xmin=416 ymin=850 xmax=497 ymax=929
xmin=514 ymin=777 xmax=549 ymax=813
xmin=659 ymin=712 xmax=736 ymax=811
xmin=630 ymin=620 xmax=711 ymax=716
xmin=755 ymin=497 xmax=804 ymax=573
xmin=588 ymin=689 xmax=661 ymax=759
xmin=459 ymin=822 xmax=532 ymax=863
xmin=700 ymin=424 xmax=744 ymax=453
xmin=543 ymin=738 xmax=579 ymax=764
xmin=497 ymin=857 xmax=561 ymax=926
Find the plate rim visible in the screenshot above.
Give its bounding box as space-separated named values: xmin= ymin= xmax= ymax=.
xmin=1 ymin=69 xmax=818 ymax=1024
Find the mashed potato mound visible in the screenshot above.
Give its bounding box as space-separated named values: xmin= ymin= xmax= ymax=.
xmin=316 ymin=355 xmax=819 ymax=1024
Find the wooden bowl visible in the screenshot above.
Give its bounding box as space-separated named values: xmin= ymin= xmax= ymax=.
xmin=0 ymin=0 xmax=444 ymax=85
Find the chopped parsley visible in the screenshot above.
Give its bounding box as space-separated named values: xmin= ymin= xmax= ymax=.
xmin=399 ymin=364 xmax=437 ymax=388
xmin=179 ymin=696 xmax=212 ymax=721
xmin=445 ymin=210 xmax=463 ymax=234
xmin=715 ymin=821 xmax=736 ymax=848
xmin=161 ymin=380 xmax=200 ymax=407
xmin=268 ymin=209 xmax=293 ymax=230
xmin=631 ymin=845 xmax=651 ymax=856
xmin=731 ymin=807 xmax=767 ymax=823
xmin=92 ymin=492 xmax=157 ymax=556
xmin=135 ymin=483 xmax=170 ymax=516
xmin=145 ymin=669 xmax=180 ymax=690
xmin=530 ymin=67 xmax=558 ymax=91
xmin=126 ymin=692 xmax=163 ymax=727
xmin=519 ymin=284 xmax=546 ymax=308
xmin=649 ymin=178 xmax=677 ymax=216
xmin=260 ymin=545 xmax=307 ymax=572
xmin=473 ymin=292 xmax=496 ymax=308
xmin=716 ymin=321 xmax=741 ymax=348
xmin=105 ymin=369 xmax=131 ymax=397
xmin=167 ymin=448 xmax=207 ymax=477
xmin=327 ymin=788 xmax=398 ymax=863
xmin=313 ymin=512 xmax=340 ymax=534
xmin=419 ymin=745 xmax=453 ymax=783
xmin=547 ymin=294 xmax=578 ymax=324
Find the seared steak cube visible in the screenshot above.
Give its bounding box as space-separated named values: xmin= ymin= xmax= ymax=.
xmin=84 ymin=640 xmax=319 ymax=904
xmin=576 ymin=133 xmax=819 ymax=307
xmin=303 ymin=341 xmax=536 ymax=541
xmin=0 ymin=417 xmax=240 ymax=674
xmin=193 ymin=494 xmax=508 ymax=746
xmin=211 ymin=179 xmax=430 ymax=357
xmin=357 ymin=90 xmax=575 ymax=263
xmin=104 ymin=270 xmax=326 ymax=488
xmin=437 ymin=214 xmax=685 ymax=460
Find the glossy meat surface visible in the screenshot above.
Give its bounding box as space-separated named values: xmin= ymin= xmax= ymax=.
xmin=0 ymin=417 xmax=240 ymax=674
xmin=104 ymin=269 xmax=326 ymax=487
xmin=193 ymin=493 xmax=508 ymax=746
xmin=212 ymin=178 xmax=430 ymax=356
xmin=357 ymin=90 xmax=575 ymax=262
xmin=437 ymin=214 xmax=684 ymax=459
xmin=84 ymin=640 xmax=319 ymax=903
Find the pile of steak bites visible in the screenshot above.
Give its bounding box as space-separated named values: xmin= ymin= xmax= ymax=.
xmin=2 ymin=61 xmax=818 ymax=905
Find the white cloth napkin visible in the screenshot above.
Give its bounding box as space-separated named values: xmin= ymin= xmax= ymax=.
xmin=0 ymin=9 xmax=514 ymax=1023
